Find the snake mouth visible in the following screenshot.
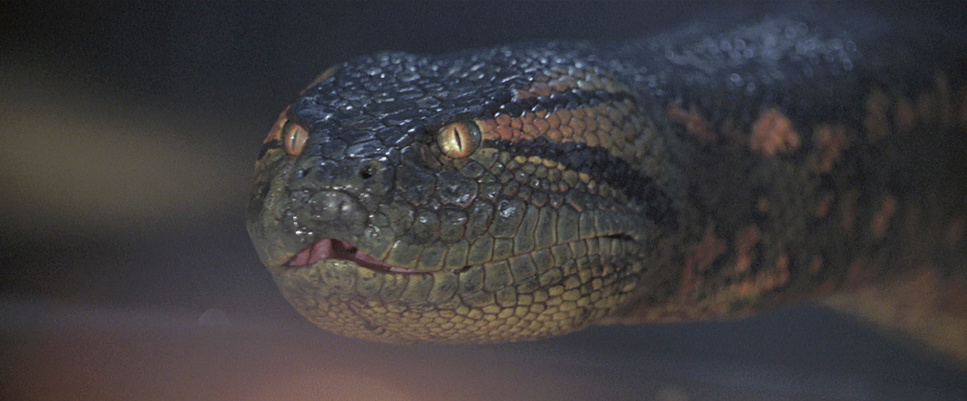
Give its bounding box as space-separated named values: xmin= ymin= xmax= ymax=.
xmin=285 ymin=238 xmax=419 ymax=274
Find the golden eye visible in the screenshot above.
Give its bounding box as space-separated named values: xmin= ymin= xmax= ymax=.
xmin=283 ymin=121 xmax=309 ymax=157
xmin=437 ymin=121 xmax=481 ymax=158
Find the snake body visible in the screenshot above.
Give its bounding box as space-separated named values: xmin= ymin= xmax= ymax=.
xmin=247 ymin=16 xmax=967 ymax=347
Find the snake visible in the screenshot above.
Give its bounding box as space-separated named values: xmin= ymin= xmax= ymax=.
xmin=246 ymin=15 xmax=967 ymax=354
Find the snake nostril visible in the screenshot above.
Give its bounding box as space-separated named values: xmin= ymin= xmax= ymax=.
xmin=359 ymin=160 xmax=382 ymax=180
xmin=360 ymin=164 xmax=375 ymax=180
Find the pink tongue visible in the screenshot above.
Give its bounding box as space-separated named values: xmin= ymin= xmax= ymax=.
xmin=286 ymin=239 xmax=412 ymax=273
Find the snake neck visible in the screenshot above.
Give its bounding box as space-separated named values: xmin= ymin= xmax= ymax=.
xmin=606 ymin=18 xmax=967 ymax=323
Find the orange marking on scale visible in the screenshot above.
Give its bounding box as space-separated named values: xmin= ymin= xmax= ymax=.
xmin=731 ymin=252 xmax=789 ymax=298
xmin=812 ymin=124 xmax=850 ymax=173
xmin=871 ymin=196 xmax=899 ymax=240
xmin=749 ymin=108 xmax=800 ymax=156
xmin=815 ymin=192 xmax=835 ymax=219
xmin=679 ymin=224 xmax=727 ymax=299
xmin=808 ymin=255 xmax=823 ymax=275
xmin=516 ymin=67 xmax=629 ymax=99
xmin=863 ymin=87 xmax=892 ymax=141
xmin=667 ymin=103 xmax=714 ymax=143
xmin=476 ymin=100 xmax=643 ymax=164
xmin=733 ymin=225 xmax=761 ymax=274
xmin=755 ymin=197 xmax=770 ymax=213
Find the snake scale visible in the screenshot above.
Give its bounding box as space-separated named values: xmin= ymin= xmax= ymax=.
xmin=246 ymin=15 xmax=967 ymax=356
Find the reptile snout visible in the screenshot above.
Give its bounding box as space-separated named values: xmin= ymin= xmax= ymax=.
xmin=304 ymin=190 xmax=366 ymax=234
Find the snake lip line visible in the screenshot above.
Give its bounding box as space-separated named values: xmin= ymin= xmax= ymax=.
xmin=285 ymin=238 xmax=420 ymax=274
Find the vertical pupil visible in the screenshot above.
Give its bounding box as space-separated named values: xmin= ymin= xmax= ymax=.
xmin=453 ymin=127 xmax=463 ymax=150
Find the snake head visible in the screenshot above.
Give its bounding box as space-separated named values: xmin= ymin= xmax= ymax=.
xmin=246 ymin=46 xmax=680 ymax=343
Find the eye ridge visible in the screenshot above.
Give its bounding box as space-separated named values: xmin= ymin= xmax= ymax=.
xmin=438 ymin=121 xmax=481 ymax=158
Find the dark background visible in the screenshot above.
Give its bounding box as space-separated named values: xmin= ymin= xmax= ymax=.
xmin=1 ymin=2 xmax=966 ymax=400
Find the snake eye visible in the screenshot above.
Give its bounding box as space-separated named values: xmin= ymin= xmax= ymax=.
xmin=283 ymin=121 xmax=309 ymax=157
xmin=437 ymin=121 xmax=481 ymax=158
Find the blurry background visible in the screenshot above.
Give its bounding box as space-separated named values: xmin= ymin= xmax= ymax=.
xmin=1 ymin=2 xmax=965 ymax=400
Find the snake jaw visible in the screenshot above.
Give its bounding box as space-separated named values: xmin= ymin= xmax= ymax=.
xmin=286 ymin=238 xmax=419 ymax=274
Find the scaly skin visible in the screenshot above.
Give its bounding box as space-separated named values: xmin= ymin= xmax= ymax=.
xmin=246 ymin=16 xmax=967 ymax=347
